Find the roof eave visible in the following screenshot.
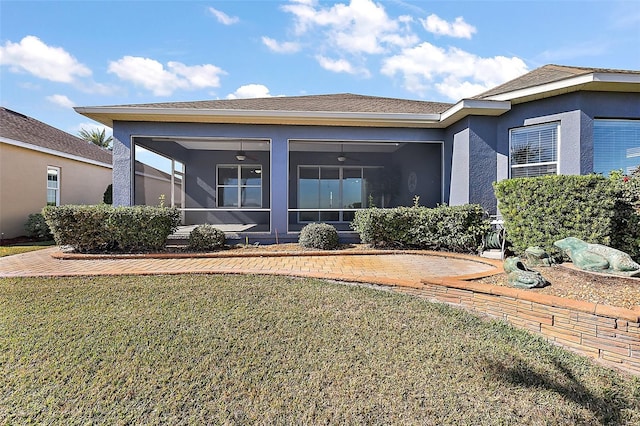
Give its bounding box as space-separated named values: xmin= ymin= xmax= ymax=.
xmin=74 ymin=107 xmax=442 ymax=128
xmin=481 ymin=72 xmax=640 ymax=103
xmin=438 ymin=99 xmax=512 ymax=126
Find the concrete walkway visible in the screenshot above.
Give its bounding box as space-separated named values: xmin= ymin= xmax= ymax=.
xmin=0 ymin=247 xmax=502 ymax=288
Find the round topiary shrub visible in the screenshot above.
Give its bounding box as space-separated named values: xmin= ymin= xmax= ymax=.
xmin=188 ymin=224 xmax=226 ymax=251
xmin=298 ymin=223 xmax=339 ymax=250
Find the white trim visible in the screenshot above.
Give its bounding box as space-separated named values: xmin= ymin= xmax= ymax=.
xmin=0 ymin=136 xmax=112 ymax=168
xmin=46 ymin=166 xmax=61 ymax=206
xmin=509 ymin=122 xmax=560 ymax=178
xmin=216 ymin=164 xmax=263 ymax=209
xmin=592 ymin=72 xmax=640 ymax=83
xmin=75 ymin=106 xmax=441 ymax=128
xmin=439 ymin=99 xmax=511 ymax=125
xmin=483 ymin=72 xmax=640 ymax=103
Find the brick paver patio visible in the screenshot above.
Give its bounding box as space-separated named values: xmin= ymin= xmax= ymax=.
xmin=0 ymin=247 xmax=501 ymax=288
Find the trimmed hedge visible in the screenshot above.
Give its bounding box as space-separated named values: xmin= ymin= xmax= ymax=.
xmin=493 ymin=174 xmax=640 ymax=260
xmin=42 ymin=205 xmax=181 ymax=253
xmin=24 ymin=213 xmax=53 ymax=241
xmin=350 ymin=204 xmax=490 ymax=253
xmin=299 ymin=223 xmax=339 ymax=250
xmin=188 ymin=224 xmax=226 ymax=251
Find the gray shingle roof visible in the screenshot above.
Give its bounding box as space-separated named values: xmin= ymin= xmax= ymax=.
xmin=0 ymin=107 xmax=112 ymax=165
xmin=108 ymin=93 xmax=454 ymax=114
xmin=474 ymin=64 xmax=640 ymax=99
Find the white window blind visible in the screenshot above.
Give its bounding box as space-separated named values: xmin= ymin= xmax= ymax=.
xmin=593 ymin=119 xmax=640 ymax=176
xmin=510 ymin=122 xmax=559 ymax=178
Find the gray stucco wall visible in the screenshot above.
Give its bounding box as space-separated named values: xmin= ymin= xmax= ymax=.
xmin=110 ymin=90 xmax=639 ymax=229
xmin=447 ymin=91 xmax=640 ymax=215
xmin=111 ymin=121 xmax=445 ymax=234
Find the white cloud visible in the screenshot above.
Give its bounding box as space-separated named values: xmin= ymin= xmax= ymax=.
xmin=262 ymin=36 xmax=301 ymax=54
xmin=421 ymin=14 xmax=476 ymax=39
xmin=316 ymin=55 xmax=370 ymax=77
xmin=282 ymin=0 xmax=414 ymax=54
xmin=226 ymin=84 xmax=272 ymax=99
xmin=208 ymin=7 xmax=239 ymax=25
xmin=46 ymin=94 xmax=76 ymax=108
xmin=108 ymin=56 xmax=225 ymax=96
xmin=381 ymin=42 xmax=528 ymax=99
xmin=0 ymin=35 xmax=91 ymax=83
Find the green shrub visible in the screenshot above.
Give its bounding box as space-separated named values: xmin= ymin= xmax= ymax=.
xmin=103 ymin=184 xmax=113 ymax=204
xmin=188 ymin=225 xmax=226 ymax=251
xmin=351 ymin=204 xmax=489 ymax=253
xmin=493 ymin=174 xmax=640 ymax=260
xmin=108 ymin=206 xmax=181 ymax=252
xmin=42 ymin=205 xmax=113 ymax=252
xmin=42 ymin=205 xmax=180 ymax=253
xmin=24 ymin=213 xmax=53 ymax=240
xmin=299 ymin=223 xmax=339 ymax=250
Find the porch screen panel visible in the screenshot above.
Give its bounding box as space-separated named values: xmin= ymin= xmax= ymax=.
xmin=319 ymin=167 xmax=339 ymax=221
xmin=298 ymin=167 xmax=320 ymax=222
xmin=240 ymin=167 xmax=262 ymax=207
xmin=342 ymin=168 xmax=363 ymax=222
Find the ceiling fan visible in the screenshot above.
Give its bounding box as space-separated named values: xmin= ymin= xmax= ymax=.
xmin=336 ymin=143 xmax=359 ymax=162
xmin=236 ymin=140 xmax=258 ymax=162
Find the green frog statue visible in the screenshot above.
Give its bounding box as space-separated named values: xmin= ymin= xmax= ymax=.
xmin=554 ymin=237 xmax=640 ymax=277
xmin=503 ymin=257 xmax=550 ymax=289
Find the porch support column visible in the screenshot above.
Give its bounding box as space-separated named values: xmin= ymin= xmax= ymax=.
xmin=112 ymin=129 xmax=133 ymax=206
xmin=271 ymin=135 xmax=288 ymax=235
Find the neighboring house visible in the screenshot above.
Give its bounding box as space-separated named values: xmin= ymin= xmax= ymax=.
xmin=75 ymin=64 xmax=640 ymax=242
xmin=0 ymin=107 xmax=112 ymax=240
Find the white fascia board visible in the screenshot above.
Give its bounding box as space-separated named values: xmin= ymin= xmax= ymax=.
xmin=483 ymin=74 xmax=596 ymax=101
xmin=439 ymin=99 xmax=511 ymax=125
xmin=480 ymin=72 xmax=640 ymax=102
xmin=75 ymin=106 xmax=442 ymax=128
xmin=592 ymin=72 xmax=640 ymax=83
xmin=0 ymin=136 xmax=112 ymax=168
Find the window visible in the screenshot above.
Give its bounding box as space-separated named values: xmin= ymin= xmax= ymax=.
xmin=510 ymin=122 xmax=559 ymax=178
xmin=594 ymin=119 xmax=640 ymax=176
xmin=217 ymin=165 xmax=262 ymax=208
xmin=298 ymin=166 xmax=382 ymax=222
xmin=47 ymin=166 xmax=60 ymax=206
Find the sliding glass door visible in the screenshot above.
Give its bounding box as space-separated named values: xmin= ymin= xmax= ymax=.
xmin=297 ymin=166 xmax=381 ymax=222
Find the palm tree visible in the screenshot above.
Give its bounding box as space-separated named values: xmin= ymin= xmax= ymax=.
xmin=78 ymin=128 xmax=113 ymax=150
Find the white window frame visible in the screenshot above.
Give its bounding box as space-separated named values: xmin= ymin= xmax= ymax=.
xmin=47 ymin=166 xmax=60 ymax=206
xmin=216 ymin=164 xmax=262 ymax=208
xmin=509 ymin=122 xmax=560 ymax=178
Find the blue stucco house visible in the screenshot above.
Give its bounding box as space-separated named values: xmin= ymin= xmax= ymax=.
xmin=76 ymin=64 xmax=640 ymax=242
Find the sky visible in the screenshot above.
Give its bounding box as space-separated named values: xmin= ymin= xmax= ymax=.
xmin=1 ymin=0 xmax=639 ymax=139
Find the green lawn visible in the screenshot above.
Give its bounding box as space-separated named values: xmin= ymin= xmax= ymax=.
xmin=0 ymin=242 xmax=54 ymax=257
xmin=1 ymin=274 xmax=639 ymax=424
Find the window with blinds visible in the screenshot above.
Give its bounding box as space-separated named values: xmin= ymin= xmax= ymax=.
xmin=510 ymin=122 xmax=559 ymax=178
xmin=593 ymin=119 xmax=640 ymax=176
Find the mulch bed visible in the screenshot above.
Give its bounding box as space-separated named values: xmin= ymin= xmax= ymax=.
xmin=474 ymin=265 xmax=640 ymax=310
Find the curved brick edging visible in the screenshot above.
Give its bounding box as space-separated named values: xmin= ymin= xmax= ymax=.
xmin=418 ymin=276 xmax=640 ymax=376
